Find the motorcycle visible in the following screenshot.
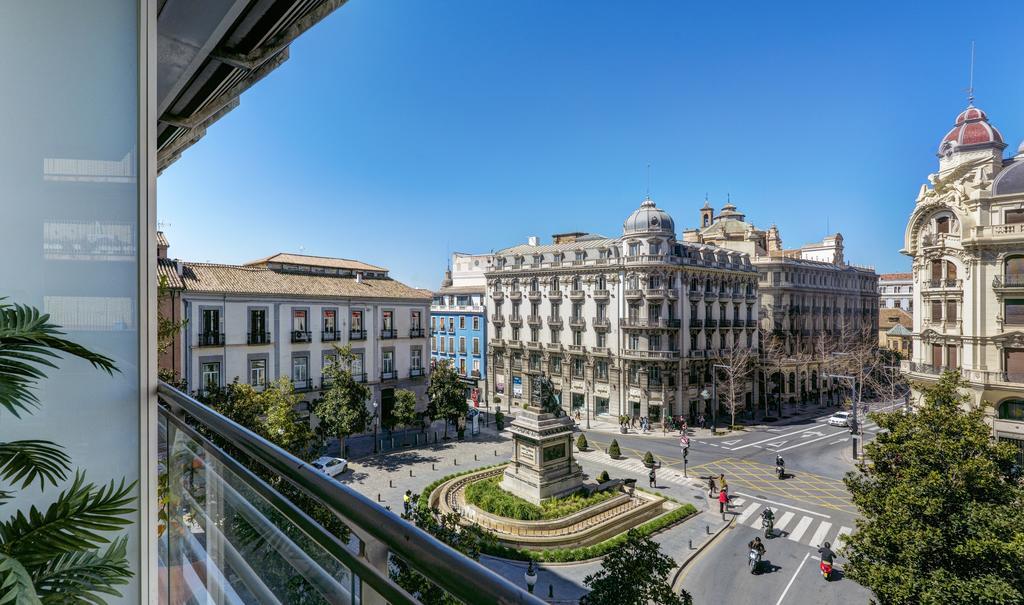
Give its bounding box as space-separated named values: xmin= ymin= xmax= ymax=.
xmin=820 ymin=559 xmax=833 ymax=581
xmin=762 ymin=516 xmax=774 ymax=539
xmin=776 ymin=464 xmax=785 ymax=479
xmin=748 ymin=549 xmax=761 ymax=574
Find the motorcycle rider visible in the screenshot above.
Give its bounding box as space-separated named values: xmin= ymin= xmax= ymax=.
xmin=818 ymin=541 xmax=835 ymax=565
xmin=761 ymin=508 xmax=775 ymax=526
xmin=748 ymin=536 xmax=766 ymax=570
xmin=775 ymin=453 xmax=785 ymax=469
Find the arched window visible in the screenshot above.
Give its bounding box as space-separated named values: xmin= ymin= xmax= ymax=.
xmin=511 ymin=279 xmax=519 ymax=292
xmin=935 ymin=216 xmax=950 ymax=234
xmin=596 ymin=275 xmax=606 ymax=290
xmin=551 ymin=276 xmax=559 ymax=292
xmin=1006 ymin=256 xmax=1024 ymax=278
xmin=998 ymin=399 xmax=1024 ymax=421
xmin=946 ymin=261 xmax=957 ymax=280
xmin=572 ymin=277 xmax=581 ymax=291
xmin=530 ymin=278 xmax=539 ymax=292
xmin=787 ymin=373 xmax=796 ymax=392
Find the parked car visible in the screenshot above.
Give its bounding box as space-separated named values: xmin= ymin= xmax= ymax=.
xmin=311 ymin=456 xmax=348 ymax=478
xmin=827 ymin=411 xmax=851 ymax=427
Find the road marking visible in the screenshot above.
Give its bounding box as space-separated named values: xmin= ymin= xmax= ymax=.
xmin=776 ymin=430 xmax=850 ymax=452
xmin=720 ymin=439 xmax=741 ymax=446
xmin=800 ymin=431 xmax=825 ymax=438
xmin=735 ymin=503 xmax=760 ymax=524
xmin=775 ymin=552 xmax=809 ymax=605
xmin=788 ymin=516 xmax=813 ymax=543
xmin=829 ymin=438 xmax=848 ymax=445
xmin=834 ymin=526 xmax=853 ymax=552
xmin=775 ymin=511 xmax=795 ymax=532
xmin=729 ymin=427 xmax=827 ymax=451
xmin=809 ymin=521 xmax=833 ymax=548
xmin=764 ymin=440 xmax=789 ymax=449
xmin=732 ymin=492 xmax=831 ymax=518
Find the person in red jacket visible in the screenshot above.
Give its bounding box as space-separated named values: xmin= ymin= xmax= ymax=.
xmin=718 ymin=488 xmax=730 ymax=514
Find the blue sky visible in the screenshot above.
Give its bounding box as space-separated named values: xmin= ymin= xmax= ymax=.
xmin=158 ymin=0 xmax=1024 ymax=289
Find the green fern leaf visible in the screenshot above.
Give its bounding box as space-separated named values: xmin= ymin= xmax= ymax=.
xmin=0 ymin=442 xmax=69 ymax=491
xmin=34 ymin=538 xmax=130 ymax=604
xmin=0 ymin=553 xmax=41 ymax=605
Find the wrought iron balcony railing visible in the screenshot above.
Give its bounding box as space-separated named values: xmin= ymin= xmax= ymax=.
xmin=197 ymin=332 xmax=224 ymax=347
xmin=322 ymin=329 xmax=340 ymax=342
xmin=157 ymin=382 xmax=540 ymax=605
xmin=410 ymin=327 xmax=426 ymax=338
xmin=350 ymin=329 xmax=367 ymax=341
xmin=292 ymin=330 xmax=312 ymax=343
xmin=380 ymin=329 xmax=397 ymax=339
xmin=247 ymin=331 xmax=271 ymax=345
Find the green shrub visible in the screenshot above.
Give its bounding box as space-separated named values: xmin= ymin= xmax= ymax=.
xmin=597 ymin=470 xmax=610 ymax=483
xmin=576 ymin=433 xmax=588 ymax=450
xmin=643 ymin=451 xmax=655 ymax=466
xmin=608 ymin=439 xmax=621 ymax=458
xmin=464 ymin=477 xmax=618 ymax=521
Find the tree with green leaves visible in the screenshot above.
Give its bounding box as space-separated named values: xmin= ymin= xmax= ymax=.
xmin=0 ymin=300 xmax=136 ymax=603
xmin=315 ymin=345 xmax=372 ymax=455
xmin=261 ymin=378 xmax=317 ymax=459
xmin=392 ymin=389 xmax=418 ymax=445
xmin=843 ymin=372 xmax=1024 ymax=605
xmin=580 ymin=529 xmax=690 ymax=605
xmin=427 ymin=360 xmax=467 ymax=439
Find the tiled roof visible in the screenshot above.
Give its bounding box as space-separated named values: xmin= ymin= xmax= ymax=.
xmin=879 ymin=272 xmax=912 ymax=280
xmin=438 ymin=285 xmax=485 ymax=295
xmin=245 ymin=252 xmax=386 ymax=272
xmin=879 ymin=307 xmax=912 ymax=326
xmin=156 ymin=231 xmax=169 ymax=248
xmin=179 ymin=262 xmax=429 ymax=301
xmin=497 ymin=236 xmax=615 ymax=255
xmin=157 ymin=258 xmax=184 ymax=289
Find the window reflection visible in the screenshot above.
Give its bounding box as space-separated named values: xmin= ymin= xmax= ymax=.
xmin=43 ymin=220 xmax=135 ymax=261
xmin=44 ymin=296 xmax=134 ymax=331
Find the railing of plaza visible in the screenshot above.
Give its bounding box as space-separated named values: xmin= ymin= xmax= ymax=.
xmin=157 ymin=382 xmax=542 ymax=605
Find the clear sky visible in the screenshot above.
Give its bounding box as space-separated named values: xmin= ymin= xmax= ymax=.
xmin=158 ymin=0 xmax=1024 ymax=289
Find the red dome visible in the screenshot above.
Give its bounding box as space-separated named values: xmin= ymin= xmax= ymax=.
xmin=938 ymin=104 xmax=1006 ymax=156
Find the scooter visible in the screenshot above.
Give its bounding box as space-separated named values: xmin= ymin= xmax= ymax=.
xmin=748 ymin=549 xmax=761 ymax=574
xmin=820 ymin=559 xmax=833 ymax=581
xmin=776 ymin=464 xmax=785 ymax=479
xmin=762 ymin=516 xmax=773 ymax=539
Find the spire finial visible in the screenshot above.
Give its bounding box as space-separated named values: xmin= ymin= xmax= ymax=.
xmin=967 ymin=40 xmax=976 ymax=106
xmin=645 ymin=163 xmax=652 ymax=198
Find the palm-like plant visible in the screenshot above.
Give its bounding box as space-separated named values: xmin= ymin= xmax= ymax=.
xmin=0 ymin=300 xmax=136 ymax=603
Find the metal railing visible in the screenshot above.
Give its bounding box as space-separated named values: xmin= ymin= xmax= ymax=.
xmin=350 ymin=329 xmax=367 ymax=341
xmin=197 ymin=332 xmax=224 ymax=347
xmin=993 ymin=274 xmax=1024 ymax=288
xmin=248 ymin=331 xmax=271 ymax=345
xmin=380 ymin=329 xmax=397 ymax=339
xmin=410 ymin=328 xmax=426 ymax=338
xmin=292 ymin=330 xmax=312 ymax=343
xmin=322 ymin=329 xmax=340 ymax=342
xmin=157 ymin=382 xmax=541 ymax=605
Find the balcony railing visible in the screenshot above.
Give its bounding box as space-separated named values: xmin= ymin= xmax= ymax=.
xmin=568 ymin=290 xmax=585 ymax=300
xmin=508 ymin=316 xmax=523 ymax=327
xmin=322 ymin=329 xmax=340 ymax=342
xmin=292 ymin=330 xmax=312 ymax=343
xmin=527 ymin=290 xmax=543 ymax=301
xmin=350 ymin=329 xmax=367 ymax=341
xmin=381 ymin=370 xmax=397 ymax=381
xmin=248 ymin=331 xmax=271 ymax=345
xmin=410 ymin=367 xmax=425 ymax=378
xmin=527 ymin=314 xmax=543 ymax=326
xmin=624 ymin=289 xmax=643 ymax=299
xmin=622 ymin=349 xmax=680 ymax=360
xmin=380 ymin=329 xmax=397 ymax=339
xmin=157 ymin=382 xmax=539 ymax=605
xmin=410 ymin=327 xmax=426 ymax=338
xmin=293 ymin=377 xmax=313 ymax=392
xmin=993 ymin=274 xmax=1024 ymax=289
xmin=491 ymin=313 xmax=505 ymax=325
xmin=569 ymin=316 xmax=586 ymax=329
xmin=547 ymin=316 xmax=563 ymax=327
xmin=644 ymin=288 xmax=666 ymax=299
xmin=593 ymin=289 xmax=610 ymax=299
xmin=690 ymin=318 xmax=703 ymax=328
xmin=593 ymin=316 xmax=611 ymax=330
xmin=197 ymin=331 xmax=224 ymax=347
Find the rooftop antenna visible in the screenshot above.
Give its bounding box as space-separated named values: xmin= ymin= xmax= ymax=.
xmin=646 ymin=163 xmax=651 ymax=198
xmin=966 ymin=40 xmax=976 ymax=106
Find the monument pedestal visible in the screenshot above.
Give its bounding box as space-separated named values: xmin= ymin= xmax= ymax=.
xmin=501 ymin=407 xmax=583 ymax=505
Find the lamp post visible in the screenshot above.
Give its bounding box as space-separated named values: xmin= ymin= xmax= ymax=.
xmin=524 ymin=561 xmax=537 ymax=594
xmin=826 ymin=373 xmax=858 ymax=459
xmin=372 ymin=400 xmax=379 ymax=454
xmin=700 ymin=388 xmax=710 ymax=431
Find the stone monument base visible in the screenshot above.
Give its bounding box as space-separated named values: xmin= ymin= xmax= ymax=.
xmin=500 ymin=407 xmax=583 ymax=505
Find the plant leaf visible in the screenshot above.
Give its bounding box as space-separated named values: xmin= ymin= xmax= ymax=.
xmin=0 ymin=442 xmax=69 ymax=491
xmin=0 ymin=553 xmax=41 ymax=605
xmin=34 ymin=538 xmax=131 ymax=604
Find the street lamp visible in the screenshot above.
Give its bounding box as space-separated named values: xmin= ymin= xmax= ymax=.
xmin=700 ymin=388 xmax=710 ymax=431
xmin=372 ymin=400 xmax=379 ymax=454
xmin=826 ymin=373 xmax=858 ymax=459
xmin=524 ymin=561 xmax=537 ymax=594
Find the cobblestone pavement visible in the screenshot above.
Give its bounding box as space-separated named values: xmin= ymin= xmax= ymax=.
xmin=339 ymin=434 xmax=727 ymax=602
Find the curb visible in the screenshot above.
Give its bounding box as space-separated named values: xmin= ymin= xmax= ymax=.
xmin=670 ymin=514 xmax=734 ymax=592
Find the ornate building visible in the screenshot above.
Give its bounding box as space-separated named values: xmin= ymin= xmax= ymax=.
xmin=685 ymin=200 xmax=879 ymax=409
xmin=431 ymin=253 xmax=492 ymax=407
xmin=485 ymin=198 xmax=760 ymax=424
xmin=901 ymin=101 xmax=1024 ymax=462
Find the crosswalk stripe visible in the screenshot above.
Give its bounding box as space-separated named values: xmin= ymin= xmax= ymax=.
xmin=809 ymin=521 xmax=832 ymax=548
xmin=731 ymin=497 xmax=746 ymax=506
xmin=834 ymin=526 xmax=853 ymax=551
xmin=788 ymin=516 xmax=813 ymax=543
xmin=735 ymin=503 xmax=760 ymax=525
xmin=775 ymin=511 xmax=795 ymax=532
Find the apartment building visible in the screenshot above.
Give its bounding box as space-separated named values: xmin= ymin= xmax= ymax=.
xmin=685 ymin=201 xmax=879 ymax=407
xmin=879 ymin=272 xmax=914 ymax=310
xmin=159 ymin=237 xmax=431 ymax=416
xmin=902 ymin=101 xmax=1024 ymax=462
xmin=485 ymin=198 xmax=760 ymax=423
xmin=432 ymin=253 xmax=491 ymax=406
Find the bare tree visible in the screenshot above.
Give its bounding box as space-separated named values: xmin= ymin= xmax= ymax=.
xmin=716 ymin=340 xmax=755 ymax=428
xmin=758 ymin=326 xmax=788 ymax=418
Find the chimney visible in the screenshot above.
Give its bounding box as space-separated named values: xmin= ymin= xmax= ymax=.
xmin=527 ymin=236 xmax=539 ymax=246
xmin=356 ymin=271 xmax=364 ymax=284
xmin=174 ymin=259 xmax=184 ymax=277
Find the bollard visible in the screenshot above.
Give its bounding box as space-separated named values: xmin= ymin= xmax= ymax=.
xmin=454 ymin=458 xmax=458 ymax=465
xmin=377 ymin=493 xmax=382 ymax=502
xmin=432 ymin=463 xmax=435 ymax=471
xmin=495 ymin=449 xmax=498 ymax=457
xmin=706 ymin=525 xmax=710 ymax=535
xmin=389 ymin=479 xmax=393 ymax=488
xmin=409 ymin=469 xmax=413 ymax=477
xmin=548 ymin=584 xmax=553 ymax=599
xmin=474 ymin=454 xmax=478 ymax=461
xmin=689 ymin=539 xmax=693 ymax=549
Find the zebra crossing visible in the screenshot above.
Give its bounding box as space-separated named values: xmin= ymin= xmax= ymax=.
xmin=575 ymin=450 xmax=692 ymax=486
xmin=729 ymin=497 xmax=853 ymax=553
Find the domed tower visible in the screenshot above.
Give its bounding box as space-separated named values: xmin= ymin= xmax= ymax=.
xmin=937 ymin=103 xmax=1006 ymax=173
xmin=622 ymin=196 xmax=676 ymax=251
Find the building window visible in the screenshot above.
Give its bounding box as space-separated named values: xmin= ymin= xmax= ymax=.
xmin=551 ymin=276 xmax=560 ymax=292
xmin=448 ymin=317 xmax=455 ymax=332
xmin=935 ymin=216 xmax=950 ymax=234
xmin=250 ymin=308 xmax=267 ymax=341
xmin=351 ymin=310 xmax=363 ymax=331
xmin=201 ymin=308 xmax=220 ymax=338
xmin=472 ymin=316 xmax=480 ymax=330
xmin=597 ymin=332 xmax=606 ymax=347
xmin=628 ymin=364 xmax=639 ymax=385
xmin=1006 ymin=210 xmax=1024 ymax=225
xmin=595 ymin=360 xmax=608 ymax=381
xmin=293 ymin=309 xmax=307 ymax=332
xmin=459 ymin=316 xmax=466 ymax=330
xmin=448 ymin=336 xmax=454 ymax=352
xmin=932 ymin=344 xmax=944 ymax=368
xmin=459 ymin=358 xmax=467 ymax=374
xmin=292 ymin=356 xmax=308 ymax=384
xmin=1006 ymin=300 xmax=1024 ymax=325
xmin=382 ymin=351 xmax=394 ymax=376
xmin=551 ymin=329 xmax=561 ymax=344
xmin=472 ymin=359 xmax=480 ymax=376
xmin=529 ymin=354 xmax=541 ymax=371
xmin=472 ymin=337 xmax=480 ymax=355
xmin=530 ymin=328 xmax=539 ymax=342
xmin=412 ymin=349 xmax=422 ymax=369
xmin=323 ymin=309 xmax=337 ymax=335
xmin=596 ymin=275 xmax=606 ymax=289
xmin=511 ymin=327 xmax=520 ymax=340
xmin=352 ymin=353 xmax=364 ymax=377
xmin=946 ymin=345 xmax=958 ymax=370
xmin=201 ymin=362 xmax=220 ymax=391
xmin=946 ymin=300 xmax=957 ymax=322
xmin=572 ymin=358 xmax=585 ymax=377
xmin=629 ymin=334 xmax=639 ymax=349
xmin=440 ymin=338 xmax=446 ymax=353
xmin=931 ymin=300 xmax=943 ymax=322
xmin=411 ymin=310 xmax=422 ymax=329
xmin=551 ymin=356 xmax=562 ymax=374
xmin=459 ymin=336 xmax=466 ymax=353
xmin=382 ymin=310 xmax=394 ymax=331
xmin=596 ymin=396 xmax=609 ymax=415
xmin=998 ymin=399 xmax=1024 ymax=421
xmin=629 ymin=242 xmax=640 ymax=257
xmin=573 ymin=330 xmax=583 ymax=346
xmin=249 ymin=359 xmax=267 ymax=387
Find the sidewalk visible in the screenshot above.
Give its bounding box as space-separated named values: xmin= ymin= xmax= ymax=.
xmin=580 ymin=404 xmax=840 ymax=441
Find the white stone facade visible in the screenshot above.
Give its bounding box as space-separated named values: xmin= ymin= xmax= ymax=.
xmin=878 ymin=273 xmax=914 ymax=311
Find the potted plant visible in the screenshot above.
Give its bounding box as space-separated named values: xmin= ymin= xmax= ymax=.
xmin=576 ymin=433 xmax=588 ymax=451
xmin=608 ymin=439 xmax=621 ymax=459
xmin=495 ymin=409 xmax=505 ymax=431
xmin=618 ymin=415 xmax=629 ymax=434
xmin=597 ymin=470 xmax=611 ymax=483
xmin=643 ymin=451 xmax=656 ymax=468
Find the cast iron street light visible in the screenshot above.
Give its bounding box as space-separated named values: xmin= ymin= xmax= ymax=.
xmin=372 ymin=400 xmax=379 ymax=454
xmin=826 ymin=374 xmax=858 ymax=459
xmin=524 ymin=561 xmax=537 ymax=594
xmin=700 ymin=388 xmax=710 ymax=431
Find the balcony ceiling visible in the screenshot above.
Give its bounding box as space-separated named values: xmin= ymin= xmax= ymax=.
xmin=157 ymin=0 xmax=347 ymax=172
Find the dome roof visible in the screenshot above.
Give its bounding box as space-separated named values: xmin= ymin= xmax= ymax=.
xmin=938 ymin=104 xmax=1006 ymax=156
xmin=623 ymin=197 xmax=675 ymax=236
xmin=993 ymin=159 xmax=1024 ymax=196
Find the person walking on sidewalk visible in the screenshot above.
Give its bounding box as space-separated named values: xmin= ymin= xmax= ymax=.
xmin=718 ymin=474 xmax=728 ymax=495
xmin=402 ymin=490 xmax=412 ymax=516
xmin=718 ymin=489 xmax=730 ymax=514
xmin=707 ymin=475 xmax=717 ymax=497
xmin=648 ymin=466 xmax=657 ymax=488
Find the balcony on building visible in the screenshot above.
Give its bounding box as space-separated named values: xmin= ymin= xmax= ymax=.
xmin=508 ymin=315 xmax=523 ymax=327
xmin=197 ymin=331 xmax=225 ymax=347
xmin=380 ymin=328 xmax=397 ymax=340
xmin=547 ymin=315 xmax=563 ymax=328
xmin=509 ymin=290 xmax=522 ymax=302
xmin=491 ymin=313 xmax=505 ymax=326
xmin=410 ymin=327 xmax=426 ymax=338
xmin=322 ymin=329 xmax=340 ymax=342
xmin=568 ymin=289 xmax=586 ymax=301
xmin=689 ymin=318 xmax=704 ymax=329
xmin=248 ymin=331 xmax=272 ymax=345
xmin=350 ymin=328 xmax=367 ymax=341
xmin=292 ymin=330 xmax=313 ymax=343
xmin=352 ymin=372 xmax=368 ymax=383
xmin=644 ymin=288 xmax=666 ymax=300
xmin=569 ymin=316 xmax=586 ymax=329
xmin=293 ymin=377 xmax=313 ymax=392
xmin=526 ymin=340 xmax=542 ymax=350
xmin=157 ymin=383 xmax=538 ymax=605
xmin=471 ymin=369 xmax=482 ymax=378
xmin=492 ymin=289 xmax=504 ymax=301
xmin=527 ymin=289 xmax=542 ymax=301
xmin=624 ymin=288 xmax=643 ymax=300
xmin=381 ymin=370 xmax=397 ymax=381
xmin=593 ymin=316 xmax=611 ymax=330
xmin=548 ymin=289 xmax=563 ymax=299
xmin=993 ymin=274 xmax=1024 ymax=289
xmin=527 ymin=314 xmax=543 ymax=326
xmin=593 ymin=288 xmax=610 ymax=300
xmin=410 ymin=367 xmax=425 ymax=378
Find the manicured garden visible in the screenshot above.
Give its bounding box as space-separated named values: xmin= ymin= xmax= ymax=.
xmin=464 ymin=476 xmax=618 ymax=521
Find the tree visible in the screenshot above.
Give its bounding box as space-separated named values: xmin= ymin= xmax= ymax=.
xmin=608 ymin=440 xmax=621 ymax=459
xmin=580 ymin=529 xmax=690 ymax=605
xmin=427 ymin=360 xmax=466 ymax=438
xmin=758 ymin=326 xmax=788 ymax=417
xmin=716 ymin=341 xmax=755 ymax=427
xmin=843 ymin=372 xmax=1024 ymax=605
xmin=576 ymin=434 xmax=588 ymax=451
xmin=0 ymin=300 xmax=136 ymax=603
xmin=392 ymin=389 xmax=418 ymax=444
xmin=315 ymin=345 xmax=372 ymax=455
xmin=261 ymin=378 xmax=316 ymax=459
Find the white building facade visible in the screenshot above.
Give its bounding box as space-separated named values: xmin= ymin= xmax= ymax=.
xmin=878 ymin=272 xmax=914 ymax=311
xmin=902 ymin=102 xmax=1024 ymax=463
xmin=485 ymin=199 xmax=760 ymax=424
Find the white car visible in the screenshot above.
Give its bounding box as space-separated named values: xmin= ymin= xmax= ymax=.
xmin=827 ymin=411 xmax=851 ymax=427
xmin=311 ymin=456 xmax=348 ymax=478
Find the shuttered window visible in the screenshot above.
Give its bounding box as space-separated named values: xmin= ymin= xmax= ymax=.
xmin=1005 ymin=300 xmax=1024 ymax=325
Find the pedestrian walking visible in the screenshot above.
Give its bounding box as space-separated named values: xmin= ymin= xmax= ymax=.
xmin=718 ymin=489 xmax=729 ymax=514
xmin=699 ymin=414 xmax=706 ymax=429
xmin=718 ymin=473 xmax=728 ymax=494
xmin=707 ymin=475 xmax=717 ymax=497
xmin=648 ymin=467 xmax=657 ymax=488
xmin=402 ymin=490 xmax=412 ymax=516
